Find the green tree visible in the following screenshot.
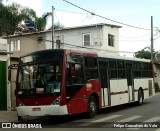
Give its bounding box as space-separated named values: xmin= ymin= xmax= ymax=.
xmin=36 ymin=12 xmax=52 ymax=31
xmin=54 ymin=21 xmax=64 ymax=29
xmin=134 ymin=46 xmax=158 ymax=60
xmin=23 ymin=9 xmax=52 ymax=31
xmin=0 ymin=2 xmax=53 ymax=36
xmin=0 ymin=3 xmax=28 ymax=36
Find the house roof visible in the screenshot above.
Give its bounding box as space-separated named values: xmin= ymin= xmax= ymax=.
xmin=3 ymin=23 xmax=121 ymax=38
xmin=0 ymin=51 xmax=12 ymax=55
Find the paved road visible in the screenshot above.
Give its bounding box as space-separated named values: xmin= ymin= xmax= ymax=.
xmin=21 ymin=94 xmax=160 ymax=131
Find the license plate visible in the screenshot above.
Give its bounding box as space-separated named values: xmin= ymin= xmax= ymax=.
xmin=32 ymin=108 xmax=41 ymax=111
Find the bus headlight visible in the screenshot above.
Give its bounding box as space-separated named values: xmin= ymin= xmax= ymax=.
xmin=17 ymin=99 xmax=24 ymax=106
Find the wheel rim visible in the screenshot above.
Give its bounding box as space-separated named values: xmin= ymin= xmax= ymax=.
xmin=90 ymin=101 xmax=96 ymax=113
xmin=139 ymin=94 xmax=143 ymax=103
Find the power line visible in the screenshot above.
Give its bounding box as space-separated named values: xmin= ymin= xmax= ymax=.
xmin=120 ymin=33 xmax=150 ymax=39
xmin=62 ymin=0 xmax=150 ymax=31
xmin=56 ymin=9 xmax=88 ymax=14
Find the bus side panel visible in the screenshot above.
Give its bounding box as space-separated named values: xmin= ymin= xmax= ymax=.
xmin=110 ymin=79 xmax=128 ymax=106
xmin=67 ymin=80 xmax=101 ymax=115
xmin=67 ymin=98 xmax=88 ymax=115
xmin=134 ymin=78 xmax=153 ymax=100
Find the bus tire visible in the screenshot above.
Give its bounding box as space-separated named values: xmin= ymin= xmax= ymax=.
xmin=137 ymin=89 xmax=144 ymax=106
xmin=88 ymin=96 xmax=97 ymax=118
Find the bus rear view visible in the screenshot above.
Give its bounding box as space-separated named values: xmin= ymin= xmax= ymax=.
xmin=16 ymin=49 xmax=67 ymax=121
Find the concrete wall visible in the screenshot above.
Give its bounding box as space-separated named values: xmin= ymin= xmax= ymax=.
xmin=46 ymin=26 xmax=103 ymax=50
xmin=46 ymin=25 xmax=120 ymax=55
xmin=7 ymin=33 xmax=46 ymax=58
xmin=102 ymin=26 xmax=119 ymax=55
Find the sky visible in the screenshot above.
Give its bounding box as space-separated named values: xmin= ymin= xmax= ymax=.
xmin=4 ymin=0 xmax=160 ymax=57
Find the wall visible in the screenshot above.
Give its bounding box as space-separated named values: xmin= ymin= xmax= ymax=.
xmin=102 ymin=26 xmax=119 ymax=56
xmin=7 ymin=33 xmax=46 ymax=58
xmin=46 ymin=26 xmax=103 ymax=51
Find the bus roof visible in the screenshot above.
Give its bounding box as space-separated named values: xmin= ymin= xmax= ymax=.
xmin=97 ymin=53 xmax=151 ymax=62
xmin=20 ymin=49 xmax=151 ymax=63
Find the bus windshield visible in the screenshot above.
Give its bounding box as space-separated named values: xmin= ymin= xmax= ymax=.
xmin=17 ymin=62 xmax=62 ymax=97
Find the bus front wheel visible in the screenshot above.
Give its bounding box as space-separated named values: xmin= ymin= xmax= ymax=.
xmin=88 ymin=96 xmax=97 ymax=118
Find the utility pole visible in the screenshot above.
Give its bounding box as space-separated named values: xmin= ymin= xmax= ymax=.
xmin=151 ymin=16 xmax=154 ymax=61
xmin=52 ymin=6 xmax=55 ymax=49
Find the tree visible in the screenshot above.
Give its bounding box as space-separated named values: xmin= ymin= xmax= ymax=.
xmin=22 ymin=9 xmax=52 ymax=31
xmin=54 ymin=21 xmax=64 ymax=29
xmin=134 ymin=46 xmax=159 ymax=60
xmin=0 ymin=2 xmax=52 ymax=36
xmin=0 ymin=3 xmax=28 ymax=36
xmin=36 ymin=12 xmax=52 ymax=31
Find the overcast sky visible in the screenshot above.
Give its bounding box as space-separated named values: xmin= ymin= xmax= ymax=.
xmin=4 ymin=0 xmax=160 ymax=57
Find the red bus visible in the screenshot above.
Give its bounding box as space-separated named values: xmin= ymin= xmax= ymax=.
xmin=15 ymin=49 xmax=154 ymax=121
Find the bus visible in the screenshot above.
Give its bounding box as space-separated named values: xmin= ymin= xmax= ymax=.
xmin=15 ymin=49 xmax=154 ymax=121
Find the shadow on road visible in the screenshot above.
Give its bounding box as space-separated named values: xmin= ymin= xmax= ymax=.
xmin=19 ymin=100 xmax=152 ymax=128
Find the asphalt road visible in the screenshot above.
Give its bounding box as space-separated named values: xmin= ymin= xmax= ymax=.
xmin=21 ymin=93 xmax=160 ymax=131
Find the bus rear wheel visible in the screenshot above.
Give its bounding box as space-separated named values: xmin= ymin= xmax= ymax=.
xmin=88 ymin=96 xmax=97 ymax=118
xmin=137 ymin=89 xmax=144 ymax=106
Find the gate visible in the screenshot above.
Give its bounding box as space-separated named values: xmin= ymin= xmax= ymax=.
xmin=0 ymin=61 xmax=7 ymax=110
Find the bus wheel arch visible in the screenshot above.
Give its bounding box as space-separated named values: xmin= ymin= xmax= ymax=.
xmin=88 ymin=93 xmax=99 ymax=118
xmin=137 ymin=87 xmax=144 ymax=106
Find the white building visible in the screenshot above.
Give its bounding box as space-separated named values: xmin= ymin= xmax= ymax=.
xmin=46 ymin=23 xmax=121 ymax=55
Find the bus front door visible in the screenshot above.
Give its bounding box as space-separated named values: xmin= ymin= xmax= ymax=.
xmin=99 ymin=61 xmax=110 ymax=107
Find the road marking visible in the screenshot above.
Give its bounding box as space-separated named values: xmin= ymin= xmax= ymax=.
xmin=92 ymin=115 xmax=122 ymax=122
xmin=144 ymin=117 xmax=160 ymax=122
xmin=102 ymin=115 xmax=142 ymax=127
xmin=127 ymin=117 xmax=160 ymax=130
xmin=117 ymin=116 xmax=142 ymax=122
xmin=78 ymin=115 xmax=122 ymax=126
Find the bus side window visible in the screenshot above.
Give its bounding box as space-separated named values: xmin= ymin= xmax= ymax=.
xmin=66 ymin=63 xmax=84 ymax=85
xmin=85 ymin=57 xmax=98 ymax=81
xmin=66 ymin=63 xmax=84 ymax=97
xmin=109 ymin=60 xmax=118 ymax=79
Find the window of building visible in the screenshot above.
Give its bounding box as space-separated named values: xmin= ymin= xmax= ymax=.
xmin=56 ymin=40 xmax=61 ymax=49
xmin=37 ymin=37 xmax=43 ymax=44
xmin=108 ymin=34 xmax=115 ymax=47
xmin=83 ymin=33 xmax=90 ymax=46
xmin=9 ymin=40 xmax=20 ymax=51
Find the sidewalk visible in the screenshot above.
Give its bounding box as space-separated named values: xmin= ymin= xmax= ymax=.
xmin=0 ymin=111 xmax=18 ymax=122
xmin=0 ymin=110 xmax=44 ymax=123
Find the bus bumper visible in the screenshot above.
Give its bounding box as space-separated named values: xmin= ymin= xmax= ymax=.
xmin=17 ymin=105 xmax=68 ymax=117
